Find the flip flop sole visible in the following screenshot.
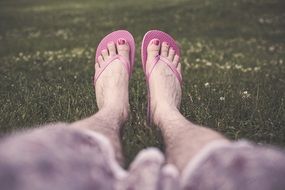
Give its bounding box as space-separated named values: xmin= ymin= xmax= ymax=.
xmin=141 ymin=30 xmax=181 ymax=125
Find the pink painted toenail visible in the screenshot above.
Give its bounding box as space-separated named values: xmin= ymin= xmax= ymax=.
xmin=152 ymin=39 xmax=160 ymax=45
xmin=118 ymin=39 xmax=125 ymax=45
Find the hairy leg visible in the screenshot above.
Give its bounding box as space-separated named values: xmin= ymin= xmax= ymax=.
xmin=155 ymin=108 xmax=228 ymax=172
xmin=146 ymin=39 xmax=229 ymax=172
xmin=71 ymin=39 xmax=130 ymax=165
xmin=71 ymin=107 xmax=127 ymax=165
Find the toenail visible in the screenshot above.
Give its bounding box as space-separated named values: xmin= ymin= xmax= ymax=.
xmin=118 ymin=38 xmax=126 ymax=45
xmin=108 ymin=41 xmax=114 ymax=45
xmin=152 ymin=39 xmax=160 ymax=45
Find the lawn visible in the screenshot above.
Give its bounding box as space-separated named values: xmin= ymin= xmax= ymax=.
xmin=0 ymin=0 xmax=284 ymax=165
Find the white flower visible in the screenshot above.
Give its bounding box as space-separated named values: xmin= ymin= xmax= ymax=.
xmin=48 ymin=56 xmax=54 ymax=61
xmin=204 ymin=82 xmax=210 ymax=87
xmin=183 ymin=58 xmax=189 ymax=65
xmin=242 ymin=91 xmax=251 ymax=98
xmin=254 ymin=67 xmax=261 ymax=71
xmin=269 ymin=46 xmax=275 ymax=52
xmin=259 ymin=18 xmax=264 ymax=24
xmin=235 ymin=64 xmax=242 ymax=69
xmin=219 ymin=97 xmax=225 ymax=101
xmin=206 ymin=61 xmax=212 ymax=66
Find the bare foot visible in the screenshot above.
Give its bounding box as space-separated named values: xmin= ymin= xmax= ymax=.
xmin=95 ymin=38 xmax=130 ymax=120
xmin=146 ymin=39 xmax=182 ymax=125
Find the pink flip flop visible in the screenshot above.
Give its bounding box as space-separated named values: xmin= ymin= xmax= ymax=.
xmin=94 ymin=30 xmax=135 ymax=84
xmin=141 ymin=30 xmax=182 ymax=124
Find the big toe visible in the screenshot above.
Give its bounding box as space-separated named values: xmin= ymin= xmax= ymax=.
xmin=147 ymin=39 xmax=161 ymax=61
xmin=117 ymin=38 xmax=130 ymax=59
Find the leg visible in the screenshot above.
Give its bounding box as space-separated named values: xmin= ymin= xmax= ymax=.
xmin=146 ymin=39 xmax=229 ymax=172
xmin=0 ymin=40 xmax=131 ymax=190
xmin=71 ymin=39 xmax=131 ymax=165
xmin=70 ymin=107 xmax=127 ymax=165
xmin=155 ymin=108 xmax=228 ymax=172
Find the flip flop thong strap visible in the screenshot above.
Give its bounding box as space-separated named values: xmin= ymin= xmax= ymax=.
xmin=95 ymin=55 xmax=131 ymax=83
xmin=146 ymin=55 xmax=182 ymax=84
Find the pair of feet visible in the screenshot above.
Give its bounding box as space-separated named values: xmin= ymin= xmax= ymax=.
xmin=95 ymin=38 xmax=182 ymax=125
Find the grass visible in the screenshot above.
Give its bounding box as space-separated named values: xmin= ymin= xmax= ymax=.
xmin=0 ymin=0 xmax=284 ymax=165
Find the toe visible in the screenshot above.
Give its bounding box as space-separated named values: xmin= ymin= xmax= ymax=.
xmin=117 ymin=38 xmax=129 ymax=51
xmin=101 ymin=49 xmax=109 ymax=60
xmin=161 ymin=42 xmax=169 ymax=57
xmin=173 ymin=55 xmax=180 ymax=67
xmin=95 ymin=62 xmax=100 ymax=70
xmin=168 ymin=48 xmax=175 ymax=61
xmin=147 ymin=39 xmax=161 ymax=60
xmin=177 ymin=62 xmax=182 ymax=74
xmin=117 ymin=38 xmax=130 ymax=58
xmin=98 ymin=55 xmax=104 ymax=65
xmin=107 ymin=41 xmax=116 ymax=56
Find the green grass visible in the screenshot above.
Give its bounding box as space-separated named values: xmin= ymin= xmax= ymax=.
xmin=0 ymin=0 xmax=284 ymax=165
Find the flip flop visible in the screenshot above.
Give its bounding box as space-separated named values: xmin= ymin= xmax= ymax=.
xmin=94 ymin=30 xmax=135 ymax=84
xmin=141 ymin=30 xmax=182 ymax=125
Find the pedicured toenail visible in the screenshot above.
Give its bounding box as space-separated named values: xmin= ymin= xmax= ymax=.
xmin=152 ymin=39 xmax=160 ymax=45
xmin=118 ymin=39 xmax=126 ymax=45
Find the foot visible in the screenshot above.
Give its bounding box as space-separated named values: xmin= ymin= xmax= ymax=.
xmin=95 ymin=38 xmax=130 ymax=120
xmin=146 ymin=39 xmax=182 ymax=125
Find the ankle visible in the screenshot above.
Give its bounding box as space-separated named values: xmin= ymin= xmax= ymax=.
xmin=99 ymin=104 xmax=129 ymax=124
xmin=152 ymin=104 xmax=181 ymax=126
xmin=153 ymin=105 xmax=197 ymax=134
